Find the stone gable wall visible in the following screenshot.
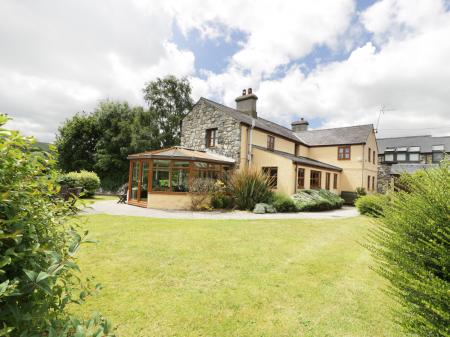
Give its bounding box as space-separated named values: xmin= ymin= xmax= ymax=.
xmin=181 ymin=101 xmax=242 ymax=165
xmin=377 ymin=164 xmax=392 ymax=193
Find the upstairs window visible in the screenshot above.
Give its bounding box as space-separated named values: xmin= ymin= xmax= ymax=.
xmin=267 ymin=135 xmax=275 ymax=151
xmin=396 ymin=147 xmax=407 ymax=162
xmin=368 ymin=147 xmax=371 ymax=162
xmin=432 ymin=145 xmax=444 ymax=163
xmin=384 ymin=148 xmax=395 ymax=162
xmin=338 ymin=145 xmax=351 ymax=160
xmin=262 ymin=167 xmax=278 ymax=188
xmin=297 ymin=168 xmax=305 ymax=189
xmin=373 ymin=150 xmax=376 ymax=164
xmin=408 ymin=146 xmax=420 ymax=162
xmin=205 ymin=128 xmax=217 ymax=148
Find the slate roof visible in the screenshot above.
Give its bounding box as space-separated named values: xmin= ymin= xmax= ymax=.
xmin=253 ymin=145 xmax=342 ymax=171
xmin=390 ymin=163 xmax=438 ymax=174
xmin=198 ymin=98 xmax=374 ymax=146
xmin=127 ymin=146 xmax=235 ymax=164
xmin=377 ymin=135 xmax=450 ymax=154
xmin=199 ymin=98 xmax=304 ymax=143
xmin=294 ymin=124 xmax=374 ymax=146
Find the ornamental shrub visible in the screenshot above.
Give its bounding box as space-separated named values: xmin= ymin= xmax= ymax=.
xmin=367 ymin=162 xmax=449 ymax=336
xmin=0 ymin=115 xmax=113 ymax=337
xmin=292 ymin=189 xmax=344 ymax=211
xmin=272 ymin=193 xmax=297 ymax=212
xmin=229 ymin=169 xmax=272 ymax=210
xmin=355 ymin=194 xmax=387 ymax=217
xmin=60 ymin=170 xmax=100 ymax=197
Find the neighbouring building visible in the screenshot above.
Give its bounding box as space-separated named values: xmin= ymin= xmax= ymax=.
xmin=127 ymin=89 xmax=379 ymax=209
xmin=377 ymin=135 xmax=450 ymax=192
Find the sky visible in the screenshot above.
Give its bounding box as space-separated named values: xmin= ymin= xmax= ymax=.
xmin=1 ymin=0 xmax=450 ymax=142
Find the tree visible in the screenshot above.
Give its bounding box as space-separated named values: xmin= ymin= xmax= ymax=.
xmin=56 ymin=112 xmax=100 ymax=172
xmin=367 ymin=163 xmax=450 ymax=336
xmin=143 ymin=75 xmax=193 ymax=147
xmin=93 ymin=100 xmax=136 ymax=191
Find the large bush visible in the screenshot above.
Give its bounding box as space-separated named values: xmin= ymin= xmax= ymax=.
xmin=229 ymin=169 xmax=272 ymax=210
xmin=0 ymin=115 xmax=113 ymax=336
xmin=60 ymin=170 xmax=100 ymax=197
xmin=292 ymin=189 xmax=344 ymax=211
xmin=272 ymin=193 xmax=297 ymax=212
xmin=368 ymin=162 xmax=449 ymax=336
xmin=355 ymin=194 xmax=388 ymax=217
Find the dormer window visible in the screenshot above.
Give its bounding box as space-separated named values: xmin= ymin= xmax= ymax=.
xmin=267 ymin=135 xmax=275 ymax=151
xmin=205 ymin=128 xmax=217 ymax=148
xmin=432 ymin=145 xmax=444 ymax=163
xmin=408 ymin=146 xmax=420 ymax=162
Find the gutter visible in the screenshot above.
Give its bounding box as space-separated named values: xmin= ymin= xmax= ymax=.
xmin=247 ymin=119 xmax=256 ymax=166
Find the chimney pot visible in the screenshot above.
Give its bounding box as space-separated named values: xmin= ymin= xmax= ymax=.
xmin=248 ymin=87 xmax=252 ymax=94
xmin=242 ymin=89 xmax=247 ymax=96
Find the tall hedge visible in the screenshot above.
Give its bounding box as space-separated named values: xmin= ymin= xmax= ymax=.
xmin=0 ymin=115 xmax=113 ymax=336
xmin=368 ymin=162 xmax=449 ymax=336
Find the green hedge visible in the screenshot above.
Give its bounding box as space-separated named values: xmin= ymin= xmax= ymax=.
xmin=59 ymin=170 xmax=100 ymax=197
xmin=292 ymin=189 xmax=344 ymax=211
xmin=272 ymin=193 xmax=298 ymax=212
xmin=355 ymin=194 xmax=387 ymax=217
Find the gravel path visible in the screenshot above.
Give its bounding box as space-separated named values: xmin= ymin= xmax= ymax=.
xmin=82 ymin=200 xmax=359 ymax=219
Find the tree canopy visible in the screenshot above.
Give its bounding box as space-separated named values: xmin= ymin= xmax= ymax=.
xmin=56 ymin=76 xmax=194 ymax=191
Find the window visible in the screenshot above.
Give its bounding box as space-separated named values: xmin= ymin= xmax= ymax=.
xmin=368 ymin=147 xmax=371 ymax=162
xmin=325 ymin=172 xmax=331 ymax=190
xmin=152 ymin=160 xmax=170 ymax=192
xmin=409 ymin=152 xmax=420 ymax=162
xmin=385 ymin=153 xmax=394 ymax=162
xmin=396 ymin=152 xmax=407 ymax=161
xmin=297 ymin=168 xmax=305 ymax=189
xmin=372 ymin=176 xmax=375 ymax=191
xmin=267 ymin=135 xmax=275 ymax=151
xmin=262 ymin=167 xmax=278 ymax=188
xmin=171 ymin=161 xmax=190 ymax=192
xmin=333 ymin=173 xmax=338 ymax=189
xmin=373 ymin=150 xmax=376 ymax=164
xmin=367 ymin=175 xmax=371 ymax=190
xmin=338 ymin=145 xmax=351 ymax=160
xmin=130 ymin=161 xmax=140 ymax=200
xmin=205 ymin=128 xmax=217 ymax=148
xmin=432 ymin=145 xmax=444 ymax=163
xmin=310 ymin=170 xmax=321 ymax=189
xmin=140 ymin=161 xmax=149 ymax=201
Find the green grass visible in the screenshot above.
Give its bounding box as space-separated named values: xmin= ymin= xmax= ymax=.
xmin=72 ymin=215 xmax=404 ymax=337
xmin=76 ymin=194 xmax=117 ymax=207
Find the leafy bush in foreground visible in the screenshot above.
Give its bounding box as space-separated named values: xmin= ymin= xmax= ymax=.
xmin=229 ymin=169 xmax=272 ymax=210
xmin=355 ymin=194 xmax=387 ymax=217
xmin=0 ymin=115 xmax=113 ymax=337
xmin=292 ymin=189 xmax=344 ymax=211
xmin=59 ymin=170 xmax=101 ymax=197
xmin=367 ymin=162 xmax=449 ymax=336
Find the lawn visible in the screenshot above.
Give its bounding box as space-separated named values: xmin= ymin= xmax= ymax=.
xmin=72 ymin=214 xmax=403 ymax=337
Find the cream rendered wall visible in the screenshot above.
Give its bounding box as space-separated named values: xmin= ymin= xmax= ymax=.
xmin=252 ymin=147 xmax=296 ymax=195
xmin=362 ymin=130 xmax=379 ymax=194
xmin=308 ymin=145 xmax=365 ymax=192
xmin=296 ymin=144 xmax=310 ymax=157
xmin=251 ymin=129 xmax=296 ymax=154
xmin=147 ymin=194 xmax=192 ymax=210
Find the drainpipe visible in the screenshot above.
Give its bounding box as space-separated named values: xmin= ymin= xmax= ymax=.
xmin=247 ymin=119 xmax=256 ymax=166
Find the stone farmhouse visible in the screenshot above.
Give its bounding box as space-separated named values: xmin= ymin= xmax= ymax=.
xmin=127 ymin=89 xmax=378 ymax=209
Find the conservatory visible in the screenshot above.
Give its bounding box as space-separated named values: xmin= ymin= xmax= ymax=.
xmin=127 ymin=147 xmax=234 ymax=209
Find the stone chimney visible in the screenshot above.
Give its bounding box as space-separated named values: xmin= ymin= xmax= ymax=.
xmin=291 ymin=118 xmax=309 ymax=132
xmin=235 ymin=88 xmax=258 ymax=118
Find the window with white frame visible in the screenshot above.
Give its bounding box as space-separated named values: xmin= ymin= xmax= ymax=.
xmin=408 ymin=146 xmax=420 ymax=162
xmin=396 ymin=147 xmax=407 ymax=161
xmin=384 ymin=148 xmax=395 ymax=162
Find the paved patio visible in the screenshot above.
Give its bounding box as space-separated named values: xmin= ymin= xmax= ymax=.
xmin=82 ymin=200 xmax=359 ymax=219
